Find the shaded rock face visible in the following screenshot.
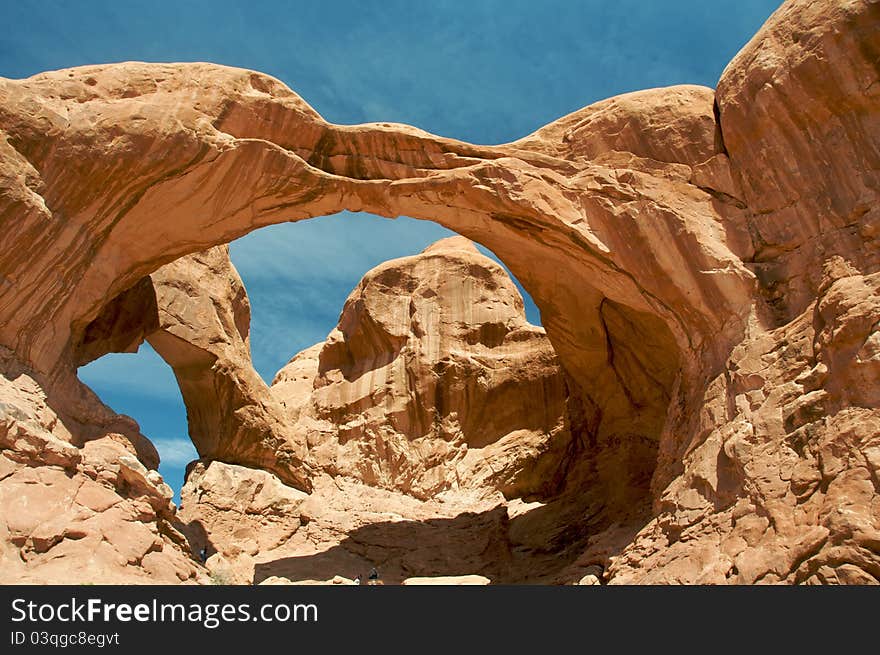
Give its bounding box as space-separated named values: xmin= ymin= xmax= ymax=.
xmin=0 ymin=0 xmax=878 ymax=584
xmin=600 ymin=261 xmax=880 ymax=584
xmin=275 ymin=236 xmax=582 ymax=501
xmin=177 ymin=459 xmax=309 ymax=585
xmin=181 ymin=461 xmax=551 ymax=586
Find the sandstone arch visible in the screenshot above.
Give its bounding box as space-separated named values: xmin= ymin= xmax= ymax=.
xmin=0 ymin=64 xmax=754 ymax=505
xmin=2 ymin=0 xmax=879 ymax=584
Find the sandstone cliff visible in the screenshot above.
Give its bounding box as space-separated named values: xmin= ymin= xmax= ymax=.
xmin=275 ymin=236 xmax=578 ymax=501
xmin=0 ymin=347 xmax=206 ymax=583
xmin=0 ymin=0 xmax=877 ymax=584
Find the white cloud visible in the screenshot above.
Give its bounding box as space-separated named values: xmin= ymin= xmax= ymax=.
xmin=151 ymin=437 xmax=198 ymax=468
xmin=78 ymin=342 xmax=182 ymax=403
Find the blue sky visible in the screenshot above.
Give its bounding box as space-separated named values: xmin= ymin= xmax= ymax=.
xmin=2 ymin=0 xmax=781 ymax=500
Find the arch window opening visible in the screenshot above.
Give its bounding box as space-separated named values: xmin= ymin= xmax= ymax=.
xmin=75 ymin=208 xmax=679 ymax=584
xmin=77 ymin=211 xmax=541 ymax=504
xmin=78 ymin=342 xmax=196 ymax=504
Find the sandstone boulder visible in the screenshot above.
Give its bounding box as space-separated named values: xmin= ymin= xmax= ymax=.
xmin=275 ymin=236 xmax=577 ymax=501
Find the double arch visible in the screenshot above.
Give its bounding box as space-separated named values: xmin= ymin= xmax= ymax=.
xmin=0 ymin=63 xmax=755 ymax=507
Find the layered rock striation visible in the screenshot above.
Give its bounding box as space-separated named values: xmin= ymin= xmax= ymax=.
xmin=0 ymin=0 xmax=877 ymax=584
xmin=275 ymin=236 xmax=579 ymax=501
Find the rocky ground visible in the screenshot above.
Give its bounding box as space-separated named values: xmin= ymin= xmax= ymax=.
xmin=0 ymin=0 xmax=877 ymax=584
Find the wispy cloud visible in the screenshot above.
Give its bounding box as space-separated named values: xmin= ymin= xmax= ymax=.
xmin=152 ymin=437 xmax=198 ymax=468
xmin=231 ymin=213 xmax=460 ymax=381
xmin=78 ymin=343 xmax=183 ymax=403
xmin=229 ymin=213 xmax=456 ymax=283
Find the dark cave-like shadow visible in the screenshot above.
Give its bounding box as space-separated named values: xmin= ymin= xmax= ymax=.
xmin=176 ymin=518 xmax=217 ymax=564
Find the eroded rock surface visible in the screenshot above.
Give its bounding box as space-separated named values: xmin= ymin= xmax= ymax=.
xmin=275 ymin=236 xmax=578 ymax=501
xmin=147 ymin=247 xmax=311 ymax=492
xmin=74 ymin=245 xmax=312 ymax=492
xmin=598 ymin=262 xmax=880 ymax=584
xmin=0 ymin=0 xmax=877 ymax=584
xmin=0 ymin=350 xmax=206 ymax=583
xmin=176 ymin=240 xmax=604 ymax=585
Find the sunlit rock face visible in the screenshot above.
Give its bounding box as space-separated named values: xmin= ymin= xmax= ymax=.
xmin=0 ymin=348 xmax=207 ymax=584
xmin=170 ymin=240 xmax=636 ymax=586
xmin=0 ymin=0 xmax=878 ymax=584
xmin=273 ymin=236 xmax=578 ymax=501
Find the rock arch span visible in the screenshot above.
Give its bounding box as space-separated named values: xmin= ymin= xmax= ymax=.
xmin=0 ymin=64 xmax=753 ymax=501
xmin=1 ymin=0 xmax=878 ymax=584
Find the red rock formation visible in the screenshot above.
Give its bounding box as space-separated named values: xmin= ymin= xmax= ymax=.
xmin=0 ymin=349 xmax=206 ymax=583
xmin=147 ymin=247 xmax=311 ymax=492
xmin=177 ymin=239 xmax=599 ymax=585
xmin=275 ymin=236 xmax=577 ymax=501
xmin=0 ymin=0 xmax=877 ymax=584
xmin=73 ymin=245 xmax=312 ymax=491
